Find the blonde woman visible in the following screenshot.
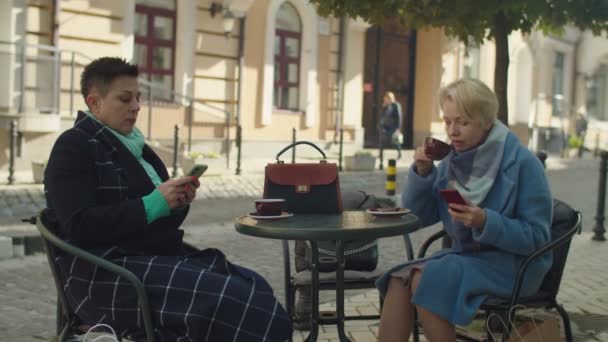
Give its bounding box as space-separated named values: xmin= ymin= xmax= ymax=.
xmin=376 ymin=79 xmax=552 ymax=342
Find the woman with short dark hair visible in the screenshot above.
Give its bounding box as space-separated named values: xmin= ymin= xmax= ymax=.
xmin=44 ymin=57 xmax=292 ymax=341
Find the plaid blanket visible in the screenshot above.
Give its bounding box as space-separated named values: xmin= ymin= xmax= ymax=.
xmin=56 ymin=247 xmax=291 ymax=341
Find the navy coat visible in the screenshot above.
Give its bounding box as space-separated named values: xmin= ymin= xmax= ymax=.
xmin=44 ymin=111 xmax=292 ymax=341
xmin=377 ymin=132 xmax=553 ymax=325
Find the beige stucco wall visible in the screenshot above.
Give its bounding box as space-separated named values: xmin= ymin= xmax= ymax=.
xmin=411 ymin=28 xmax=443 ymax=147
xmin=222 ymin=0 xmax=355 ymax=142
xmin=57 ymin=2 xmax=127 ymax=58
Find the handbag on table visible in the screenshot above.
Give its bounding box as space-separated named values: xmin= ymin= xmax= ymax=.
xmin=263 ymin=141 xmax=342 ymax=214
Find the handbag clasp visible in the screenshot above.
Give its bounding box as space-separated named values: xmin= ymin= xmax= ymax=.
xmin=296 ymin=185 xmax=310 ymax=193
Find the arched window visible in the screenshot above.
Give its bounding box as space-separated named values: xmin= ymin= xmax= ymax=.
xmin=274 ymin=2 xmax=301 ymax=110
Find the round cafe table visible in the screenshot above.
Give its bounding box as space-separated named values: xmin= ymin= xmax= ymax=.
xmin=235 ymin=209 xmax=421 ymax=342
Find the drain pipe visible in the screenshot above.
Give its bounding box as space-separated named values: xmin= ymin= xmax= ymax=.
xmin=333 ymin=17 xmax=346 ymax=144
xmin=570 ymin=31 xmax=582 ymax=120
xmin=235 ymin=17 xmax=246 ymax=175
xmin=52 ymin=0 xmax=61 ymax=113
xmin=51 ymin=0 xmax=60 ymax=47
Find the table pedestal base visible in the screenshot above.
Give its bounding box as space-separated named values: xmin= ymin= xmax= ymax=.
xmin=304 ymin=240 xmax=352 ymax=342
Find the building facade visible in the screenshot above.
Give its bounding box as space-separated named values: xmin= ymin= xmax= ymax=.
xmin=439 ymin=26 xmax=608 ymax=155
xmin=2 ymin=0 xmax=605 ymax=179
xmin=0 ymin=0 xmax=445 ymax=176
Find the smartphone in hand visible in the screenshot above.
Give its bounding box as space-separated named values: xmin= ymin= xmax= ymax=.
xmin=188 ymin=164 xmax=208 ymax=178
xmin=439 ymin=189 xmax=469 ymax=212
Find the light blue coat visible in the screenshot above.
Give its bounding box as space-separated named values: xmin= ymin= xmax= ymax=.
xmin=376 ymin=132 xmax=553 ymax=325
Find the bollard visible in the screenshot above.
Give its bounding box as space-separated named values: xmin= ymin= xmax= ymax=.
xmin=378 ymin=131 xmax=384 ymax=170
xmin=386 ymin=159 xmax=396 ymax=196
xmin=8 ymin=120 xmax=17 ymax=185
xmin=236 ymin=124 xmax=242 ymax=176
xmin=172 ymin=124 xmax=180 ymax=178
xmin=536 ymin=150 xmax=547 ymax=169
xmin=292 ymin=128 xmax=296 ymax=163
xmin=13 ymin=237 xmax=25 ymax=257
xmin=147 ymin=86 xmax=153 ymax=139
xmin=338 ymin=128 xmax=344 ymax=172
xmin=594 ymin=132 xmax=600 ymax=157
xmin=592 ymin=151 xmax=607 ymax=241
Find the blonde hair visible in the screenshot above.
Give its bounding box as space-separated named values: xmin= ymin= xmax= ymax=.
xmin=384 ymin=91 xmax=396 ymax=103
xmin=438 ymin=78 xmax=498 ymax=126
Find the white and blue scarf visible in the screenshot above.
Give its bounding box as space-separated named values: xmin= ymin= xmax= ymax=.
xmin=446 ymin=120 xmax=509 ymax=206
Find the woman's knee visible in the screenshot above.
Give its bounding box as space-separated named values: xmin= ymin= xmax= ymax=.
xmin=386 ymin=277 xmax=410 ymax=300
xmin=387 ymin=276 xmax=403 ymax=289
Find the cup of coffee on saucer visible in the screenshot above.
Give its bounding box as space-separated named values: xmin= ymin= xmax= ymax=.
xmin=254 ymin=199 xmax=286 ymax=216
xmin=424 ymin=137 xmax=451 ymax=161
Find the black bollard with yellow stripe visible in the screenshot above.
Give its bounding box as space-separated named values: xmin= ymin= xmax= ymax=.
xmin=386 ymin=159 xmax=397 ymax=196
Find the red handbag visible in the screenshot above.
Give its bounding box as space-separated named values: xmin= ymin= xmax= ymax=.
xmin=263 ymin=141 xmax=342 ymax=214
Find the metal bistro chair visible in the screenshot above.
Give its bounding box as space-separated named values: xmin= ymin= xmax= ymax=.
xmin=26 ymin=209 xmax=199 ymax=342
xmin=412 ymin=198 xmax=582 ymax=342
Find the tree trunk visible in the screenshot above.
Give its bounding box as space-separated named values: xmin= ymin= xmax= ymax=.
xmin=493 ymin=11 xmax=510 ymax=126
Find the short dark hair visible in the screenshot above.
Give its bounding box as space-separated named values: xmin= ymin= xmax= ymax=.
xmin=80 ymin=57 xmax=139 ymax=100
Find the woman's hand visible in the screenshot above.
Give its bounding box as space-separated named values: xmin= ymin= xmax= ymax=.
xmin=158 ymin=176 xmax=200 ymax=209
xmin=447 ymin=203 xmax=487 ymax=230
xmin=413 ymin=146 xmax=433 ymax=176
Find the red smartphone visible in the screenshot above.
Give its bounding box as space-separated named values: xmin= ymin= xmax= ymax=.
xmin=439 ymin=189 xmax=469 ymax=209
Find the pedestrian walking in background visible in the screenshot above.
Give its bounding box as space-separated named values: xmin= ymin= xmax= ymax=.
xmin=574 ymin=112 xmax=588 ymax=158
xmin=380 ymin=91 xmax=403 ymax=159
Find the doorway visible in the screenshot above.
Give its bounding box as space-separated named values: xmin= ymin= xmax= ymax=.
xmin=362 ymin=23 xmax=416 ymax=149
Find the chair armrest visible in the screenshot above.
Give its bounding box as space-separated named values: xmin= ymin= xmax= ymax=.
xmin=417 ymin=230 xmax=447 ymax=259
xmin=281 ymin=240 xmax=291 ymax=309
xmin=403 ymin=234 xmax=415 ymax=261
xmin=508 ymin=211 xmax=582 ymax=310
xmin=35 ymin=215 xmax=156 ymax=342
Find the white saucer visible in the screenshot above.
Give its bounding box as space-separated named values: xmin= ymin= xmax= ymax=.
xmin=247 ymin=212 xmax=294 ymax=220
xmin=365 ymin=208 xmax=411 ymax=217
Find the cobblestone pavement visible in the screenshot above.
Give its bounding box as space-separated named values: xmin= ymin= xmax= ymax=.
xmin=1 ymin=153 xmax=608 ymax=341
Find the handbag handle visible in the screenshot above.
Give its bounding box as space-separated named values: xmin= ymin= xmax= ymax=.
xmin=275 ymin=141 xmax=327 ymax=162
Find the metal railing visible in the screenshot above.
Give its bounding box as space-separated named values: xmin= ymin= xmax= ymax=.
xmin=137 ymin=78 xmax=232 ymax=155
xmin=0 ymin=40 xmax=237 ymax=168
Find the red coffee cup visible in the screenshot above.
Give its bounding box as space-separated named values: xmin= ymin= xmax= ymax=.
xmin=254 ymin=199 xmax=286 ymax=216
xmin=424 ymin=137 xmax=451 ymax=160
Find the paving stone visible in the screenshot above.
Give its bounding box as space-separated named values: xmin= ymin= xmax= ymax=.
xmin=1 ymin=155 xmax=608 ymax=340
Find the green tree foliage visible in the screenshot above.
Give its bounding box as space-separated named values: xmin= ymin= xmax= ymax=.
xmin=311 ymin=0 xmax=608 ymax=124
